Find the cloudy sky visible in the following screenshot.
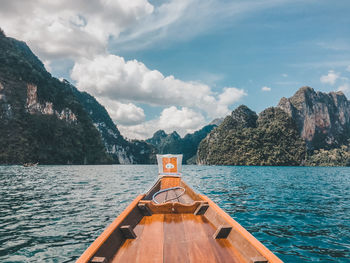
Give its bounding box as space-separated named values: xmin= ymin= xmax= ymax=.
xmin=1 ymin=0 xmax=350 ymax=139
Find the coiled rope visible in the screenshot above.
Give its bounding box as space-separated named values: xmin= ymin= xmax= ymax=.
xmin=152 ymin=186 xmax=186 ymax=204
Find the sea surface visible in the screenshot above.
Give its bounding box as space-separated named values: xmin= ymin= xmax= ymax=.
xmin=0 ymin=165 xmax=349 ymax=262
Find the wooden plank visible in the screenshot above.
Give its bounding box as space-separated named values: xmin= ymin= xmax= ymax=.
xmin=76 ymin=194 xmax=145 ymax=263
xmin=136 ymin=214 xmax=164 ymax=263
xmin=139 ymin=200 xmax=206 ymax=214
xmin=165 ymin=189 xmax=179 ymax=203
xmin=163 ymin=214 xmax=190 ymax=263
xmin=204 ymin=221 xmax=243 ymax=263
xmin=161 ymin=177 xmax=181 ymax=189
xmin=153 ymin=191 xmax=167 ymax=204
xmin=178 ymin=192 xmax=194 ymax=204
xmin=111 ymin=218 xmax=146 ymax=262
xmin=200 ymin=194 xmax=282 ymax=263
xmin=182 ymin=213 xmax=218 ymax=263
xmin=180 ymin=181 xmax=202 ymax=201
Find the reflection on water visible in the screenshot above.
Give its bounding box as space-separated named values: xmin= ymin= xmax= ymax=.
xmin=0 ymin=165 xmax=349 ymax=262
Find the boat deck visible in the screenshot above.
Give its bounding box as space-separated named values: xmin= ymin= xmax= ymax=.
xmin=112 ymin=213 xmax=243 ymax=263
xmin=78 ymin=176 xmax=281 ymax=263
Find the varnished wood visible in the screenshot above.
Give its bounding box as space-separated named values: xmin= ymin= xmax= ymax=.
xmin=160 ymin=176 xmax=181 ymax=189
xmin=112 ymin=213 xmax=244 ymax=263
xmin=78 ymin=177 xmax=282 ymax=263
xmin=138 ymin=200 xmax=207 ymax=214
xmin=200 ymin=194 xmax=283 ymax=263
xmin=76 ymin=194 xmax=145 ymax=263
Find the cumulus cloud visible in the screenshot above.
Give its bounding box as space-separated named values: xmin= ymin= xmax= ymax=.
xmin=338 ymin=83 xmax=350 ymax=94
xmin=320 ymin=70 xmax=340 ymax=85
xmin=0 ymin=0 xmax=153 ymax=60
xmin=261 ymin=86 xmax=271 ymax=92
xmin=0 ymin=0 xmax=253 ymax=139
xmin=98 ymin=98 xmax=145 ymax=126
xmin=118 ymin=106 xmax=206 ymax=139
xmin=71 ymin=54 xmax=246 ymax=118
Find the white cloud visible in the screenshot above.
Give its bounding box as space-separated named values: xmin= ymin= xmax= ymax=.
xmin=347 ymin=65 xmax=350 ymax=72
xmin=118 ymin=106 xmax=205 ymax=139
xmin=71 ymin=54 xmax=246 ymax=118
xmin=320 ymin=70 xmax=340 ymax=85
xmin=219 ymin=87 xmax=247 ymax=105
xmin=338 ymin=83 xmax=350 ymax=94
xmin=282 ymin=73 xmax=288 ymax=77
xmin=113 ymin=0 xmax=298 ymax=51
xmin=98 ymin=98 xmax=145 ymax=126
xmin=261 ymin=86 xmax=271 ymax=92
xmin=0 ymin=0 xmax=153 ymax=60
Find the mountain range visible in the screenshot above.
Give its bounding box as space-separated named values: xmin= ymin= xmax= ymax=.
xmin=1 ymin=31 xmax=349 ymax=166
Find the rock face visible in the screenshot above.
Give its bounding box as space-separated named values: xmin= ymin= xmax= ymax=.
xmin=0 ymin=32 xmax=155 ymax=164
xmin=146 ymin=124 xmax=217 ymax=164
xmin=197 ymin=105 xmax=306 ymax=165
xmin=71 ymin=83 xmax=156 ymax=164
xmin=26 ymin=83 xmax=77 ymax=122
xmin=0 ymin=33 xmax=113 ymax=164
xmin=278 ymin=87 xmax=350 ymax=150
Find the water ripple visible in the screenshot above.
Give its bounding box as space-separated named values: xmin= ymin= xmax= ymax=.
xmin=0 ymin=165 xmax=349 ymax=262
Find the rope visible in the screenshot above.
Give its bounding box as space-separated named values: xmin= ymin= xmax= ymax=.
xmin=152 ymin=186 xmax=186 ymax=204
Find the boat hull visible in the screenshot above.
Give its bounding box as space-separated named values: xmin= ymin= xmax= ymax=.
xmin=77 ymin=176 xmax=282 ymax=263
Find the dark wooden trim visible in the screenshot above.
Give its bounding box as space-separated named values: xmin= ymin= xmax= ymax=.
xmin=213 ymin=225 xmax=232 ymax=239
xmin=120 ymin=225 xmax=137 ymax=239
xmin=138 ymin=202 xmax=152 ymax=216
xmin=194 ymin=203 xmax=209 ymax=215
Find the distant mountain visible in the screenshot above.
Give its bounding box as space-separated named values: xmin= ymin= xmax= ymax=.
xmin=278 ymin=86 xmax=350 ymax=150
xmin=0 ymin=31 xmax=155 ymax=164
xmin=198 ymin=88 xmax=350 ymax=166
xmin=146 ymin=124 xmax=217 ymax=164
xmin=197 ymin=105 xmax=305 ymax=165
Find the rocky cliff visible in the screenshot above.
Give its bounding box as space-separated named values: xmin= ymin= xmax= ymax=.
xmin=0 ymin=31 xmax=155 ymax=164
xmin=198 ymin=87 xmax=350 ymax=166
xmin=278 ymin=87 xmax=350 ymax=150
xmin=0 ymin=33 xmax=112 ymax=164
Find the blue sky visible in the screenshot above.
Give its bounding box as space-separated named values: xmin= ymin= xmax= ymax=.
xmin=1 ymin=0 xmax=350 ymax=139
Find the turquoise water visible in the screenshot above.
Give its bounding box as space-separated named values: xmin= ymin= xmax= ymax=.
xmin=0 ymin=165 xmax=349 ymax=262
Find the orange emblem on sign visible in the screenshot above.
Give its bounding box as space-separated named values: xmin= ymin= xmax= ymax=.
xmin=162 ymin=157 xmax=178 ymax=173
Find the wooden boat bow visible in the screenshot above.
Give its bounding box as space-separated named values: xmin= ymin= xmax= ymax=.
xmin=77 ymin=175 xmax=283 ymax=263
